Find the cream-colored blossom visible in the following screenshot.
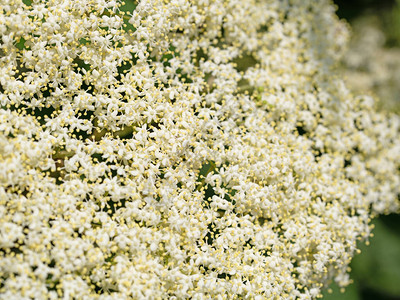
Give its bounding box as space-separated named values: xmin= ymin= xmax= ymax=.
xmin=0 ymin=0 xmax=399 ymax=299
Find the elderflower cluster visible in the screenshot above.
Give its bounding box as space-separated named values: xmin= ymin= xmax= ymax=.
xmin=0 ymin=0 xmax=399 ymax=299
xmin=343 ymin=15 xmax=400 ymax=113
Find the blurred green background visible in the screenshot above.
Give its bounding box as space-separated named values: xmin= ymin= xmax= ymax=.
xmin=322 ymin=1 xmax=400 ymax=299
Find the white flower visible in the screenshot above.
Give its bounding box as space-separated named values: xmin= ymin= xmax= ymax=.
xmin=0 ymin=0 xmax=399 ymax=299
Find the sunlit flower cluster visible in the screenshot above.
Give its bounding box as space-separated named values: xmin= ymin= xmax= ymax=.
xmin=1 ymin=0 xmax=399 ymax=299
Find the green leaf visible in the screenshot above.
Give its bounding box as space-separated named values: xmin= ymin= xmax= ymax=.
xmin=322 ymin=281 xmax=360 ymax=300
xmin=120 ymin=0 xmax=137 ymax=32
xmin=22 ymin=0 xmax=32 ymax=6
xmin=120 ymin=0 xmax=137 ymax=13
xmin=15 ymin=37 xmax=26 ymax=50
xmin=351 ymin=218 xmax=400 ymax=297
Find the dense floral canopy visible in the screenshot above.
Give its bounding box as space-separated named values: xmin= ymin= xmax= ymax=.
xmin=0 ymin=0 xmax=399 ymax=299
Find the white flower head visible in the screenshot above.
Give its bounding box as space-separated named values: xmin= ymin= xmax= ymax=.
xmin=0 ymin=0 xmax=399 ymax=299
